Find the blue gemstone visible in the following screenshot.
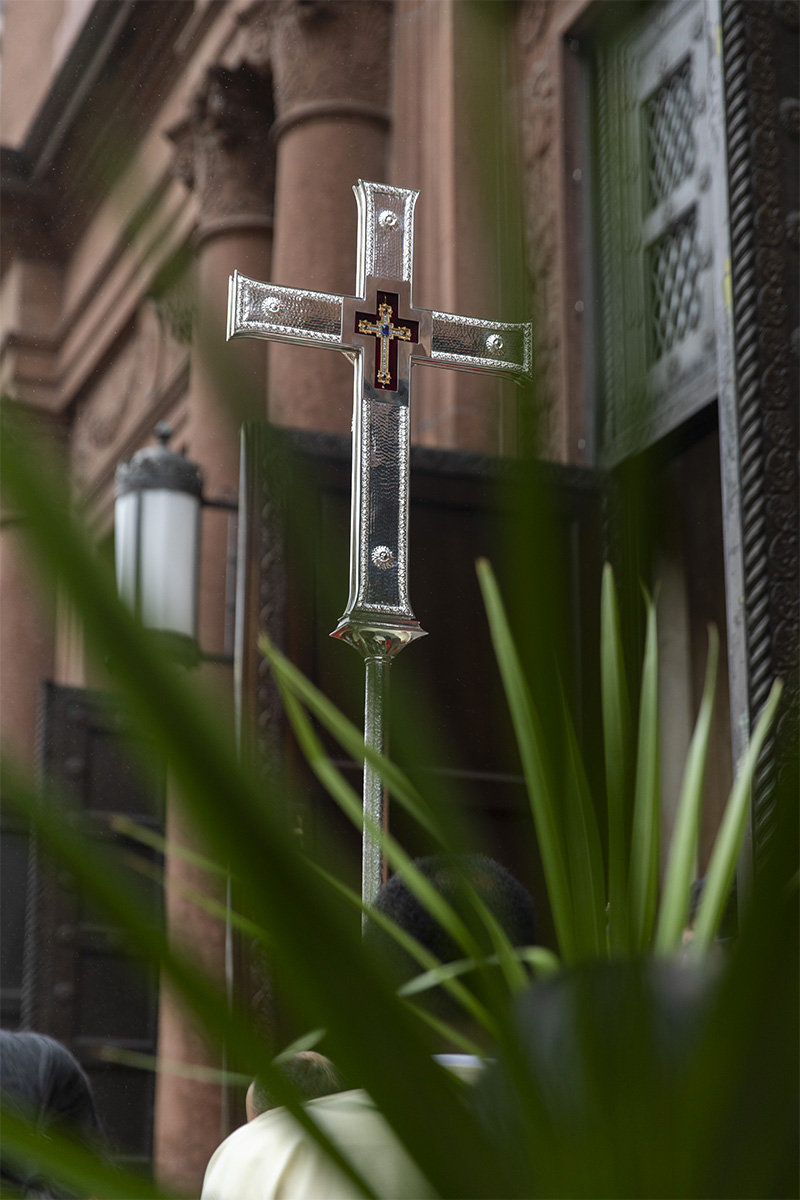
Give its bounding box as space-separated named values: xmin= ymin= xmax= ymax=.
xmin=381 ymin=324 xmax=391 ymax=336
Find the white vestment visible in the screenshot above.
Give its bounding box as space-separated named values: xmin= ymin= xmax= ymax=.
xmin=201 ymin=1057 xmax=483 ymax=1200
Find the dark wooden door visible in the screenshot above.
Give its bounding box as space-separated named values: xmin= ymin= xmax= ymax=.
xmin=23 ymin=683 xmax=164 ymax=1171
xmin=237 ymin=425 xmax=602 ymax=949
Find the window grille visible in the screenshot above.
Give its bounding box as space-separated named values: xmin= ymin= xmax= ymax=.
xmin=594 ymin=0 xmax=719 ymax=462
xmin=646 ymin=57 xmax=696 ymax=204
xmin=649 ymin=208 xmax=701 ymax=359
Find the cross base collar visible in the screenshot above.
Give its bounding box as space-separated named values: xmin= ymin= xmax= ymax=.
xmin=330 ymin=613 xmax=427 ymax=661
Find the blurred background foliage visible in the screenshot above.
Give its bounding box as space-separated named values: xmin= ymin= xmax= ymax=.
xmin=0 ymin=391 xmax=797 ymax=1198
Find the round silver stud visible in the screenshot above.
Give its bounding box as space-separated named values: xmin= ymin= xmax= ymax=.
xmin=371 ymin=545 xmax=395 ymax=570
xmin=379 ymin=210 xmax=399 ymax=229
xmin=486 ymin=333 xmax=505 ymax=353
xmin=264 ymin=296 xmax=281 ymax=314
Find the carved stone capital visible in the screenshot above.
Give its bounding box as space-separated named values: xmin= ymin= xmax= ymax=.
xmin=239 ymin=0 xmax=391 ymax=118
xmin=168 ymin=63 xmax=276 ymax=226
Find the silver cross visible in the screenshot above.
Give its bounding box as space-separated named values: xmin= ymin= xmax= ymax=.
xmin=228 ymin=180 xmax=532 ymax=906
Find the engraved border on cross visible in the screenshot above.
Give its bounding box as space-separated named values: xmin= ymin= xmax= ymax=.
xmin=228 ymin=179 xmax=532 ymax=660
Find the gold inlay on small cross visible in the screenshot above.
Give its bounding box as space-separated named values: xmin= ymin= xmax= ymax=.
xmin=358 ymin=301 xmax=413 ymax=387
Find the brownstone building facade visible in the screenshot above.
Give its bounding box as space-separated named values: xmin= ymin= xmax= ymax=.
xmin=1 ymin=0 xmax=797 ymax=1189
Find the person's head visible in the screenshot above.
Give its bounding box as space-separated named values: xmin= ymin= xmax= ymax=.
xmin=364 ymin=854 xmax=537 ymax=1038
xmin=1 ymin=1030 xmax=101 ymax=1194
xmin=246 ymin=1050 xmax=343 ymax=1120
xmin=0 ymin=1031 xmax=99 ymax=1133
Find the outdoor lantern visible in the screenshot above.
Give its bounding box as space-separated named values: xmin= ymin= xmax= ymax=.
xmin=115 ymin=424 xmax=203 ymax=666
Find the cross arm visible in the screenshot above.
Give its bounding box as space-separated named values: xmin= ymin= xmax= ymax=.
xmin=428 ymin=311 xmax=533 ymax=382
xmin=227 ymin=270 xmax=349 ymax=351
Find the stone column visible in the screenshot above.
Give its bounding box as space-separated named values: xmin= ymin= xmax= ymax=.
xmin=152 ymin=64 xmax=275 ymax=1197
xmin=0 ymin=432 xmax=59 ymax=766
xmin=0 ymin=192 xmax=63 ymax=767
xmin=252 ymin=0 xmax=392 ymax=433
xmin=391 ymin=0 xmax=520 ymax=454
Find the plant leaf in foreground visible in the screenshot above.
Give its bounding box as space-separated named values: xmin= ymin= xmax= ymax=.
xmin=601 ymin=563 xmax=633 ymax=953
xmin=628 ymin=588 xmax=660 ymax=951
xmin=654 ymin=625 xmax=719 ymax=954
xmin=476 ymin=557 xmax=576 ymax=962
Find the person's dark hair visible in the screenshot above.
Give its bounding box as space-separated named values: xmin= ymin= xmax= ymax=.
xmin=0 ymin=1030 xmax=101 ymax=1198
xmin=251 ymin=1050 xmax=343 ymax=1115
xmin=364 ymin=854 xmax=537 ymax=1019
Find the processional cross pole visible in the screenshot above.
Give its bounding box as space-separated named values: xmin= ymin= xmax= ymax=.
xmin=228 ymin=180 xmax=532 ymax=908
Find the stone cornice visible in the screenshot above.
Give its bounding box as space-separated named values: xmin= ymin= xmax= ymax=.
xmin=0 ymin=1 xmax=211 ymax=264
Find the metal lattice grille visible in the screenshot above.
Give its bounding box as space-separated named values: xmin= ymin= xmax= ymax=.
xmin=649 ymin=211 xmax=701 ymax=358
xmin=646 ymin=58 xmax=696 ymax=204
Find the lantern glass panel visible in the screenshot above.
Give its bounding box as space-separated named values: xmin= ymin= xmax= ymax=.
xmin=139 ymin=490 xmax=199 ymax=638
xmin=115 ymin=491 xmax=140 ymax=612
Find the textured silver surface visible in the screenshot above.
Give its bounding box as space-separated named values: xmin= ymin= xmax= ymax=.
xmin=228 ymin=272 xmax=344 ymax=346
xmin=357 ymin=399 xmax=412 ymax=616
xmin=361 ymin=656 xmax=388 ymax=912
xmin=430 ymin=311 xmax=532 ymax=378
xmin=371 ymin=545 xmax=395 ymax=569
xmin=355 ymin=180 xmax=418 ymax=292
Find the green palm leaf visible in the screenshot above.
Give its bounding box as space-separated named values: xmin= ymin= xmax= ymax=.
xmin=600 ymin=563 xmax=633 ymax=951
xmin=691 ymin=679 xmax=783 ymax=954
xmin=654 ymin=625 xmax=719 ymax=954
xmin=476 ymin=557 xmax=577 ymax=962
xmin=628 ymin=588 xmax=660 ymax=950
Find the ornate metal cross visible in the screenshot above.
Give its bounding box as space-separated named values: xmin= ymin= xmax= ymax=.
xmin=228 ymin=180 xmax=532 ymax=907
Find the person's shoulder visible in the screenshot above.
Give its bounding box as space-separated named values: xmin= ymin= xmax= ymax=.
xmin=201 ymin=1108 xmax=307 ymax=1200
xmin=306 ymin=1088 xmax=374 ymax=1115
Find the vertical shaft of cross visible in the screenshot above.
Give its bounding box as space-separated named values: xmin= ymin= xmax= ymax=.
xmin=362 ymin=654 xmax=390 ymax=915
xmin=227 ymin=178 xmax=532 ymax=921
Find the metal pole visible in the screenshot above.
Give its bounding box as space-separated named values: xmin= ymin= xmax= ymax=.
xmin=361 ymin=655 xmax=390 ymax=915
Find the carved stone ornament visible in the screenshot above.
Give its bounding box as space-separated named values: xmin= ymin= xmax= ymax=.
xmin=243 ymin=0 xmax=392 ymax=120
xmin=775 ymin=0 xmax=800 ymax=31
xmin=71 ymin=305 xmax=169 ymax=487
xmin=722 ymin=0 xmax=799 ymax=864
xmin=168 ymin=63 xmax=276 ymax=225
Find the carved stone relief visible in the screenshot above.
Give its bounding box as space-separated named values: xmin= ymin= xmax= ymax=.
xmin=71 ymin=300 xmax=188 ymax=492
xmin=722 ymin=0 xmax=799 ymax=862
